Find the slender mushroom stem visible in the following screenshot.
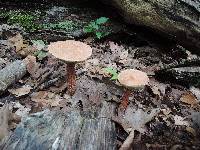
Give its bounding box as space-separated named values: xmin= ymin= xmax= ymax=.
xmin=119 ymin=89 xmax=132 ymax=111
xmin=66 ymin=63 xmax=76 ymax=96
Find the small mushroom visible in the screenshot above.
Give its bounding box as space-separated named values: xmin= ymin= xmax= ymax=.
xmin=118 ymin=69 xmax=149 ymax=111
xmin=48 ymin=40 xmax=92 ymax=96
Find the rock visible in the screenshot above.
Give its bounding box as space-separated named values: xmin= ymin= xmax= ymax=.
xmin=100 ymin=0 xmax=200 ymax=55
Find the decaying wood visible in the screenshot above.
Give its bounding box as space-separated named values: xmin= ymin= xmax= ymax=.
xmin=1 ymin=102 xmax=117 ymax=150
xmin=101 ymin=0 xmax=200 ymax=55
xmin=0 ymin=104 xmax=9 ymax=141
xmin=156 ymin=67 xmax=200 ymax=87
xmin=0 ymin=60 xmax=27 ymax=94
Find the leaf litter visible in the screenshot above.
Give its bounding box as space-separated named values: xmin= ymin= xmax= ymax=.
xmin=0 ymin=5 xmax=200 ymax=149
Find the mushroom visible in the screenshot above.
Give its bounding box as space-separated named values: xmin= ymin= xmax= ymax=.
xmin=48 ymin=40 xmax=92 ymax=96
xmin=118 ymin=69 xmax=149 ymax=110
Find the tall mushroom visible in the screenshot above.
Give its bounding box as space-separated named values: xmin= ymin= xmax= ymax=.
xmin=118 ymin=69 xmax=149 ymax=111
xmin=48 ymin=40 xmax=92 ymax=96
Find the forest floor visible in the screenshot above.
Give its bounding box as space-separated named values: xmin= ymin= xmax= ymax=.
xmin=0 ymin=1 xmax=200 ymax=150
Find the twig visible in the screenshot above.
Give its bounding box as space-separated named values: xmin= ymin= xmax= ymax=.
xmin=119 ymin=129 xmax=135 ymax=150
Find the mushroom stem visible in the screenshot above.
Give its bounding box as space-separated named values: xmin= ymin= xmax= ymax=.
xmin=119 ymin=89 xmax=132 ymax=110
xmin=67 ymin=63 xmax=76 ymax=96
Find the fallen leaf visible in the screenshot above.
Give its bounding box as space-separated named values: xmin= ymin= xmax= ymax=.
xmin=109 ymin=41 xmax=124 ymax=53
xmin=119 ymin=51 xmax=128 ymax=60
xmin=8 ymin=33 xmax=36 ymax=56
xmin=149 ymin=85 xmax=161 ymax=100
xmin=186 ymin=127 xmax=196 ymax=136
xmin=180 ymin=92 xmax=199 ymax=107
xmin=11 ymin=102 xmax=31 ymax=118
xmin=0 ymin=104 xmax=10 ymax=140
xmin=190 ymin=86 xmax=200 ymax=101
xmin=8 ymin=85 xmax=32 ymax=97
xmin=174 ymin=115 xmax=189 ymax=126
xmin=24 ymin=55 xmax=40 ymax=78
xmin=115 ymin=106 xmax=160 ymax=133
xmin=8 ymin=33 xmax=24 ymax=52
xmin=31 ymin=91 xmax=62 ymax=107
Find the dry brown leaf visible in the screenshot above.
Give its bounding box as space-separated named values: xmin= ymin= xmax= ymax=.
xmin=8 ymin=33 xmax=24 ymax=52
xmin=180 ymin=92 xmax=199 ymax=107
xmin=31 ymin=91 xmax=62 ymax=107
xmin=186 ymin=127 xmax=196 ymax=136
xmin=0 ymin=104 xmax=10 ymax=140
xmin=8 ymin=85 xmax=32 ymax=97
xmin=24 ymin=55 xmax=40 ymax=78
xmin=8 ymin=34 xmax=36 ymax=56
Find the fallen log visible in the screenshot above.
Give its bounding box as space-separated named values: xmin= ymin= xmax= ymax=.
xmin=0 ymin=60 xmax=27 ymax=94
xmin=156 ymin=66 xmax=200 ymax=87
xmin=1 ymin=102 xmax=117 ymax=150
xmin=100 ymin=0 xmax=200 ymax=55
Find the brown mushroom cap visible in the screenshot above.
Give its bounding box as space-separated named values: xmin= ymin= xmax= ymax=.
xmin=118 ymin=69 xmax=149 ymax=89
xmin=48 ymin=40 xmax=92 ymax=63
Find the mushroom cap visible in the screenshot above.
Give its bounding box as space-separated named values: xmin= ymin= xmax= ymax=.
xmin=48 ymin=40 xmax=92 ymax=63
xmin=118 ymin=69 xmax=149 ymax=89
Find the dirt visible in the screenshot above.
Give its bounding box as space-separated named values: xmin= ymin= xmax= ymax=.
xmin=0 ymin=1 xmax=200 ymax=150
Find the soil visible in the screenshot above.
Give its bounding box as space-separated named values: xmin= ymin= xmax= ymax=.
xmin=0 ymin=1 xmax=200 ymax=150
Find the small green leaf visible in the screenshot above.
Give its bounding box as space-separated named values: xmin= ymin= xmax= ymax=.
xmin=34 ymin=50 xmax=48 ymax=60
xmin=96 ymin=17 xmax=109 ymax=25
xmin=96 ymin=32 xmax=103 ymax=39
xmin=83 ymin=26 xmax=93 ymax=33
xmin=103 ymin=67 xmax=119 ymax=80
xmin=31 ymin=40 xmax=45 ymax=51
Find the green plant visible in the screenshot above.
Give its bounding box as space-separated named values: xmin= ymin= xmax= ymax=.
xmin=43 ymin=21 xmax=77 ymax=30
xmin=3 ymin=10 xmax=41 ymax=31
xmin=32 ymin=40 xmax=48 ymax=60
xmin=103 ymin=67 xmax=119 ymax=80
xmin=83 ymin=17 xmax=110 ymax=39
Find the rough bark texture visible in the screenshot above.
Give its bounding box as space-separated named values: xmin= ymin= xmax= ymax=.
xmin=0 ymin=60 xmax=27 ymax=94
xmin=101 ymin=0 xmax=200 ymax=55
xmin=1 ymin=102 xmax=117 ymax=150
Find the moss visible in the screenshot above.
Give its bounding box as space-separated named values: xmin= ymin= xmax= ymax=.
xmin=0 ymin=9 xmax=42 ymax=31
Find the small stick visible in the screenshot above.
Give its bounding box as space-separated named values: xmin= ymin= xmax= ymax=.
xmin=119 ymin=129 xmax=135 ymax=150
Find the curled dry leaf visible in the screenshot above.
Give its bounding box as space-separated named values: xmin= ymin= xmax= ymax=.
xmin=0 ymin=104 xmax=10 ymax=141
xmin=8 ymin=85 xmax=32 ymax=97
xmin=180 ymin=92 xmax=199 ymax=107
